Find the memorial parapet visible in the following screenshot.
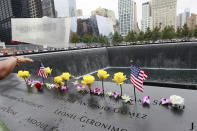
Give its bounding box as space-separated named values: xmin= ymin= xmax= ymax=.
xmin=0 ymin=74 xmax=197 ymax=131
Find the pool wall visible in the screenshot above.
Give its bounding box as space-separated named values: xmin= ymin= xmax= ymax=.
xmin=107 ymin=43 xmax=197 ymax=69
xmin=1 ymin=42 xmax=197 ymax=77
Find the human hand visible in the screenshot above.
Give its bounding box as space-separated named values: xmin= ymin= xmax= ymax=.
xmin=16 ymin=56 xmax=34 ymax=64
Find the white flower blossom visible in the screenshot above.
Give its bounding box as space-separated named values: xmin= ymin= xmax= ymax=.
xmin=121 ymin=95 xmax=131 ymax=103
xmin=170 ymin=95 xmax=184 ymax=106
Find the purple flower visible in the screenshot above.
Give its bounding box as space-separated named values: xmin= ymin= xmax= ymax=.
xmin=160 ymin=98 xmax=171 ymax=105
xmin=93 ymin=88 xmax=103 ymax=95
xmin=142 ymin=96 xmax=150 ymax=105
xmin=72 ymin=80 xmax=79 ymax=87
xmin=77 ymin=84 xmax=87 ymax=91
xmin=113 ymin=92 xmax=120 ymax=98
xmin=61 ymin=85 xmax=67 ymax=91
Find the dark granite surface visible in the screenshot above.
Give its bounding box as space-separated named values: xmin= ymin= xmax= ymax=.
xmin=0 ymin=74 xmax=197 ymax=131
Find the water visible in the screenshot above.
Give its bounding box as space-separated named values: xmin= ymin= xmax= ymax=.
xmin=90 ymin=67 xmax=197 ymax=85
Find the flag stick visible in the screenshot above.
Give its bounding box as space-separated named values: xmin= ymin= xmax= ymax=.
xmin=133 ymin=84 xmax=137 ymax=102
xmin=130 ymin=60 xmax=137 ymax=102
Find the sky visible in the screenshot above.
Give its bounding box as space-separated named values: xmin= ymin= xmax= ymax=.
xmin=55 ymin=0 xmax=197 ymax=28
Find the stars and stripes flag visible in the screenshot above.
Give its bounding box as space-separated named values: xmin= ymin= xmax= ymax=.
xmin=38 ymin=62 xmax=48 ymax=78
xmin=130 ymin=64 xmax=148 ymax=93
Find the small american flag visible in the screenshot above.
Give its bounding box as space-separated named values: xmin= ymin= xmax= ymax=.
xmin=38 ymin=62 xmax=48 ymax=78
xmin=130 ymin=64 xmax=148 ymax=92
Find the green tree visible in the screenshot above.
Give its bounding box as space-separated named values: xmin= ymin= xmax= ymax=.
xmin=70 ymin=33 xmax=80 ymax=47
xmin=194 ymin=26 xmax=197 ymax=37
xmin=144 ymin=27 xmax=152 ymax=41
xmin=162 ymin=26 xmax=175 ymax=40
xmin=112 ymin=31 xmax=123 ymax=44
xmin=136 ymin=31 xmax=144 ymax=41
xmin=176 ymin=27 xmax=183 ymax=38
xmin=151 ymin=26 xmax=161 ymax=41
xmin=182 ymin=24 xmax=190 ymax=38
xmin=91 ymin=34 xmax=98 ymax=43
xmin=82 ymin=34 xmax=92 ymax=44
xmin=98 ymin=35 xmax=109 ymax=44
xmin=125 ymin=31 xmax=136 ymax=42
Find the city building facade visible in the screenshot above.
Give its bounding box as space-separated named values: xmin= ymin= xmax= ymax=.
xmin=0 ymin=0 xmax=30 ymax=44
xmin=68 ymin=0 xmax=76 ymax=17
xmin=70 ymin=15 xmax=114 ymax=37
xmin=177 ymin=13 xmax=182 ymax=28
xmin=76 ymin=9 xmax=83 ymax=16
xmin=54 ymin=0 xmax=76 ymax=17
xmin=188 ymin=13 xmax=197 ymax=30
xmin=151 ymin=0 xmax=177 ymax=30
xmin=42 ymin=0 xmax=56 ymax=18
xmin=182 ymin=8 xmax=190 ymax=27
xmin=91 ymin=7 xmax=117 ymax=27
xmin=141 ymin=2 xmax=152 ymax=32
xmin=118 ymin=0 xmax=137 ymax=36
xmin=28 ymin=0 xmax=43 ymax=18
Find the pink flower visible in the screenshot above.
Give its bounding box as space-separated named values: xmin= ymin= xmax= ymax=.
xmin=142 ymin=96 xmax=150 ymax=105
xmin=113 ymin=92 xmax=120 ymax=98
xmin=160 ymin=98 xmax=171 ymax=105
xmin=61 ymin=85 xmax=67 ymax=90
xmin=92 ymin=88 xmax=103 ymax=95
xmin=77 ymin=84 xmax=87 ymax=91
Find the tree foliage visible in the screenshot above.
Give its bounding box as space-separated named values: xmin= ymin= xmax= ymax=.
xmin=125 ymin=31 xmax=136 ymax=42
xmin=151 ymin=26 xmax=161 ymax=41
xmin=162 ymin=26 xmax=176 ymax=40
xmin=194 ymin=26 xmax=197 ymax=37
xmin=144 ymin=27 xmax=152 ymax=41
xmin=82 ymin=34 xmax=92 ymax=43
xmin=112 ymin=31 xmax=123 ymax=43
xmin=70 ymin=33 xmax=80 ymax=46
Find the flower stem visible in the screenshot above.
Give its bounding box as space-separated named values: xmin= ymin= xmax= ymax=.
xmin=88 ymin=84 xmax=91 ymax=93
xmin=120 ymin=84 xmax=123 ymax=96
xmin=102 ymin=79 xmax=104 ymax=95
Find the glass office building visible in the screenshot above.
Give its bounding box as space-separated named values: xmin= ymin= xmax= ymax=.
xmin=0 ymin=0 xmax=30 ymax=44
xmin=0 ymin=0 xmax=42 ymax=44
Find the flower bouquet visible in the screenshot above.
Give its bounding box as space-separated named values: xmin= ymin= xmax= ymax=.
xmin=61 ymin=72 xmax=71 ymax=88
xmin=17 ymin=71 xmax=33 ymax=93
xmin=54 ymin=76 xmax=67 ymax=92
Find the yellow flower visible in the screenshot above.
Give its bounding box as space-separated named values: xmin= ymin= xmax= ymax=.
xmin=112 ymin=72 xmax=127 ymax=85
xmin=54 ymin=76 xmax=63 ymax=84
xmin=17 ymin=71 xmax=23 ymax=78
xmin=81 ymin=75 xmax=95 ymax=87
xmin=17 ymin=70 xmax=30 ymax=80
xmin=61 ymin=72 xmax=71 ymax=81
xmin=54 ymin=76 xmax=64 ymax=87
xmin=97 ymin=70 xmax=110 ymax=79
xmin=45 ymin=67 xmax=52 ymax=75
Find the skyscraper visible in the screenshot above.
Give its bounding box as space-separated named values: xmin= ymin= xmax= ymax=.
xmin=151 ymin=0 xmax=177 ymax=30
xmin=68 ymin=0 xmax=76 ymax=17
xmin=42 ymin=0 xmax=56 ymax=18
xmin=91 ymin=7 xmax=117 ymax=27
xmin=0 ymin=0 xmax=30 ymax=43
xmin=76 ymin=9 xmax=83 ymax=16
xmin=188 ymin=13 xmax=197 ymax=30
xmin=177 ymin=13 xmax=182 ymax=28
xmin=182 ymin=8 xmax=190 ymax=27
xmin=118 ymin=0 xmax=137 ymax=36
xmin=28 ymin=0 xmax=43 ymax=18
xmin=54 ymin=0 xmax=76 ymax=17
xmin=141 ymin=2 xmax=152 ymax=32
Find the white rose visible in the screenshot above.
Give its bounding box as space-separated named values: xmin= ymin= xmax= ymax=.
xmin=170 ymin=95 xmax=184 ymax=106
